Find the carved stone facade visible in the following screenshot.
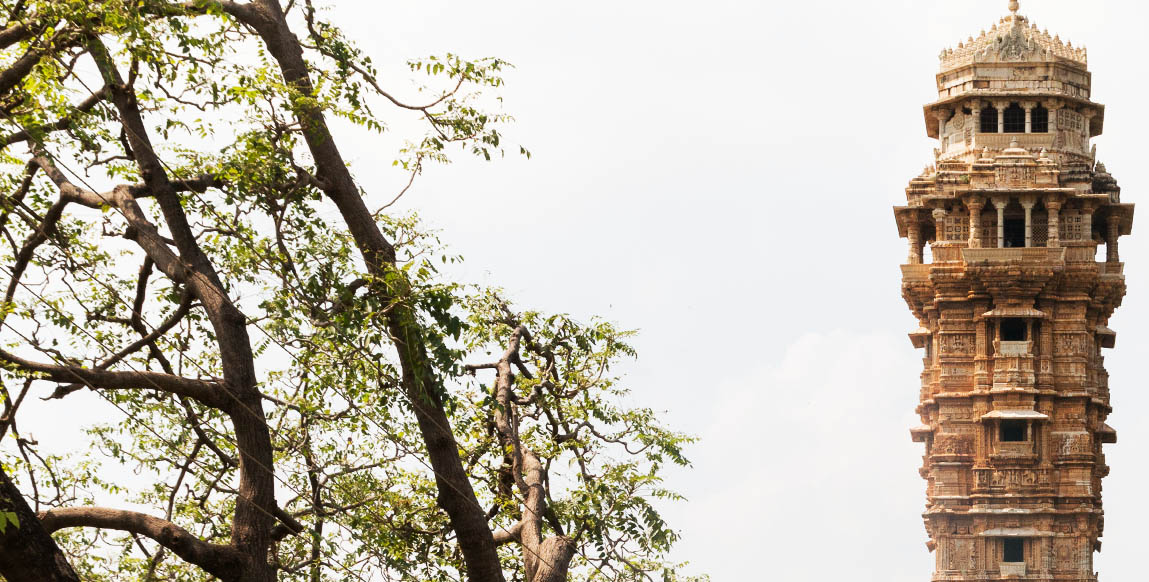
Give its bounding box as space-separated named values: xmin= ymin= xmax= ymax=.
xmin=896 ymin=3 xmax=1132 ymax=581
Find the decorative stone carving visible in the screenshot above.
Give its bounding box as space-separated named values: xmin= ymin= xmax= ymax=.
xmin=940 ymin=333 xmax=977 ymax=355
xmin=1054 ymin=432 xmax=1092 ymax=458
xmin=998 ymin=24 xmax=1031 ymax=61
xmin=933 ymin=434 xmax=974 ymax=456
xmin=1055 ymin=334 xmax=1089 ymax=356
xmin=997 ymin=165 xmax=1035 ymax=187
xmin=898 ymin=3 xmax=1131 ymax=581
xmin=974 ymin=468 xmax=1052 ymax=491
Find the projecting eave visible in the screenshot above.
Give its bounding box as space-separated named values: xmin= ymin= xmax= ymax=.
xmin=1100 ymin=424 xmax=1118 ymax=444
xmin=967 ymin=187 xmax=1075 ymax=195
xmin=909 ymin=327 xmax=932 ymax=349
xmin=983 ymin=307 xmax=1047 ymax=319
xmin=980 ymin=528 xmax=1053 ymax=537
xmin=910 ymin=424 xmax=933 ymax=442
xmin=893 ymin=206 xmax=915 ymax=238
xmin=1096 ymin=325 xmax=1116 ymax=349
xmin=922 ymin=98 xmax=1105 ymax=139
xmin=1107 ymin=203 xmax=1135 ymax=236
xmin=981 ymin=410 xmax=1050 ymax=421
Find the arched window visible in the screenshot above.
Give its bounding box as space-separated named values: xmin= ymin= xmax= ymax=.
xmin=1004 ymin=103 xmax=1026 ymax=133
xmin=1032 ymin=104 xmax=1049 ymax=133
xmin=980 ymin=106 xmax=998 ymax=133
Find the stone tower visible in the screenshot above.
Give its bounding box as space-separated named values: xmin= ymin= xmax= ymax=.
xmin=895 ymin=2 xmax=1133 ymax=580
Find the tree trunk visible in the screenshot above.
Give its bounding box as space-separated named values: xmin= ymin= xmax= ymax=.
xmin=229 ymin=2 xmax=507 ymax=580
xmin=531 ymin=536 xmax=576 ymax=582
xmin=0 ymin=466 xmax=80 ymax=582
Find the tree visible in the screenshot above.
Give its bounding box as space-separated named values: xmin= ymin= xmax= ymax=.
xmin=0 ymin=2 xmax=701 ymax=581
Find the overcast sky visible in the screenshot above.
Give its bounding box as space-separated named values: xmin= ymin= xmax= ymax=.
xmin=316 ymin=0 xmax=1149 ymax=579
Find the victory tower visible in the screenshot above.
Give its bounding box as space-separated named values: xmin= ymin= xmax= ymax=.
xmin=895 ymin=2 xmax=1133 ymax=580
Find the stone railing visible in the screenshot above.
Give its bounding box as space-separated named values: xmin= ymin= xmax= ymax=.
xmin=996 ymin=341 xmax=1031 ymax=357
xmin=902 ymin=264 xmax=932 ymax=282
xmin=932 ymin=245 xmax=966 ymax=263
xmin=1098 ymin=262 xmax=1124 ymax=276
xmin=962 ymin=247 xmax=1066 ymax=264
xmin=1063 ymin=243 xmax=1098 ymax=263
xmin=999 ymin=562 xmax=1026 ymax=577
xmin=972 ymin=133 xmax=1056 ymax=152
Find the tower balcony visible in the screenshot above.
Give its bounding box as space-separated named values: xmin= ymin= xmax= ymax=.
xmin=961 ymin=246 xmax=1066 ymax=265
xmin=899 ymin=245 xmax=1122 ymax=286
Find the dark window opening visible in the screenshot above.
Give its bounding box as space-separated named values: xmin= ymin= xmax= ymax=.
xmin=1004 ymin=218 xmax=1026 ymax=248
xmin=981 ymin=106 xmax=999 ymax=133
xmin=1001 ymin=420 xmax=1028 ymax=443
xmin=1004 ymin=103 xmax=1026 ymax=133
xmin=1001 ymin=318 xmax=1027 ymax=341
xmin=1032 ymin=105 xmax=1049 ymax=133
xmin=1003 ymin=538 xmax=1025 ymax=563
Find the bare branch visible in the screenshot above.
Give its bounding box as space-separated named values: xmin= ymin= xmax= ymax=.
xmin=0 ymin=348 xmax=227 ymax=409
xmin=492 ymin=521 xmax=523 ymax=546
xmin=39 ymin=507 xmax=245 ymax=579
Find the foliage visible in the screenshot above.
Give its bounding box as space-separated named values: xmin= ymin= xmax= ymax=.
xmin=0 ymin=1 xmax=701 ymax=580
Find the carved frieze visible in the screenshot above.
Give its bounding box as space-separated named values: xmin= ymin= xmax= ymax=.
xmin=940 ymin=333 xmax=977 ymax=355
xmin=974 ymin=468 xmax=1052 ymax=491
xmin=933 ymin=434 xmax=974 ymax=456
xmin=1055 ymin=333 xmax=1089 ymax=356
xmin=1054 ymin=432 xmax=1092 ymax=458
xmin=997 ymin=165 xmax=1036 ymax=187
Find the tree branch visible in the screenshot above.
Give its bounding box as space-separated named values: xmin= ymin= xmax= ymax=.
xmin=0 ymin=348 xmax=227 ymax=409
xmin=39 ymin=507 xmax=245 ymax=579
xmin=492 ymin=521 xmax=523 ymax=546
xmin=1 ymin=86 xmax=108 ymax=147
xmin=50 ymin=291 xmax=195 ymax=399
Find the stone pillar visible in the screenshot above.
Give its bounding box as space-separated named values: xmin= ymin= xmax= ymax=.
xmin=1083 ymin=110 xmax=1095 ymax=138
xmin=1086 ymin=205 xmax=1096 ymax=240
xmin=995 ymin=101 xmax=1008 ymax=134
xmin=1047 ymin=99 xmax=1062 ymax=133
xmin=1046 ymin=199 xmax=1062 ymax=248
xmin=934 ymin=109 xmax=951 ymax=141
xmin=1024 ymin=102 xmax=1035 ymax=134
xmin=1107 ymin=214 xmax=1121 ymax=263
xmin=931 ymin=208 xmax=947 ymax=260
xmin=908 ymin=217 xmax=922 ymax=265
xmin=967 ymin=197 xmax=984 ymax=248
xmin=972 ymin=104 xmax=982 ymax=136
xmin=993 ymin=197 xmax=1007 ymax=248
xmin=1021 ymin=196 xmax=1036 ymax=248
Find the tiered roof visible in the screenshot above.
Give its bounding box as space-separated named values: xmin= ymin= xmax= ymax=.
xmin=938 ymin=1 xmax=1087 ymax=71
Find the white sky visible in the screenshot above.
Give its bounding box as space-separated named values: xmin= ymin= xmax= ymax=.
xmin=11 ymin=0 xmax=1149 ymax=580
xmin=320 ymin=0 xmax=1149 ymax=579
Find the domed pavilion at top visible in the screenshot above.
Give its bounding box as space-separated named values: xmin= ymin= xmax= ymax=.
xmin=925 ymin=0 xmax=1100 ymax=164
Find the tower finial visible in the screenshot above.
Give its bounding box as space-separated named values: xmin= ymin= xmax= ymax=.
xmin=1009 ymin=0 xmax=1020 ymax=14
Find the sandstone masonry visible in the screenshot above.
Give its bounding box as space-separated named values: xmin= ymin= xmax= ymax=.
xmin=895 ymin=2 xmax=1133 ymax=581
